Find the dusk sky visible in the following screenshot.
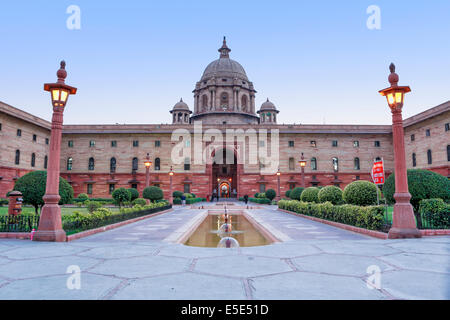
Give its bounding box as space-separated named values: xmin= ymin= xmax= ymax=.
xmin=1 ymin=0 xmax=449 ymax=125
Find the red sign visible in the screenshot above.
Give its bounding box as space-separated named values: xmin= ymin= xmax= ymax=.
xmin=371 ymin=159 xmax=385 ymax=185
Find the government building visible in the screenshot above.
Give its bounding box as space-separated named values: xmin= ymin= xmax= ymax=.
xmin=0 ymin=39 xmax=449 ymax=200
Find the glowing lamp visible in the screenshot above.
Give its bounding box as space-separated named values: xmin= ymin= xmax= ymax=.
xmin=44 ymin=61 xmax=77 ymax=108
xmin=379 ymin=63 xmax=411 ymax=111
xmin=169 ymin=166 xmax=174 ymax=176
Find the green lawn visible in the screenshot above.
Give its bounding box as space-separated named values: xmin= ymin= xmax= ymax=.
xmin=0 ymin=206 xmax=119 ymax=216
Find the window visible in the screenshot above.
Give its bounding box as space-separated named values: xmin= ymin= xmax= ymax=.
xmin=111 ymin=141 xmax=117 ymax=147
xmin=185 ymin=140 xmax=191 ymax=147
xmin=32 ymin=134 xmax=37 ymax=142
xmin=259 ymin=184 xmax=266 ymax=193
xmin=412 ymin=153 xmax=416 ymax=167
xmin=88 ymin=157 xmax=95 ymax=170
xmin=17 ymin=129 xmax=21 ymax=137
xmin=67 ymin=157 xmax=73 ymax=171
xmin=311 ymin=157 xmax=317 ymax=171
xmin=222 ymin=166 xmax=227 ymax=174
xmin=241 ymin=95 xmax=248 ymax=110
xmin=355 ymin=176 xmax=360 ymax=180
xmin=353 ymin=141 xmax=359 ymax=147
xmin=289 ymin=157 xmax=295 ymax=170
xmin=288 ymin=141 xmax=294 ymax=147
xmin=310 ymin=141 xmax=316 ymax=147
xmin=374 ymin=141 xmax=380 ymax=147
xmin=184 ymin=157 xmax=190 ymax=171
xmin=411 ymin=134 xmax=415 ymax=142
xmin=155 ymin=158 xmax=160 ymax=171
xmin=68 ymin=140 xmax=74 ymax=147
xmin=15 ymin=150 xmax=20 ymax=165
xmin=354 ymin=157 xmax=360 ymax=170
xmin=132 ymin=157 xmax=138 ymax=171
xmin=155 ymin=140 xmax=161 ymax=147
xmin=184 ymin=184 xmax=190 ymax=193
xmin=133 ymin=140 xmax=139 ymax=147
xmin=445 ymin=123 xmax=450 ymax=132
xmin=332 ymin=157 xmax=339 ymax=172
xmin=131 ymin=184 xmax=138 ymax=189
xmin=332 ymin=140 xmax=338 ymax=147
xmin=109 ymin=184 xmax=115 ymax=194
xmin=201 ymin=95 xmax=208 ymax=109
xmin=426 ymin=129 xmax=430 ymax=137
xmin=45 ymin=138 xmax=49 ymax=145
xmin=110 ymin=157 xmax=116 ymax=173
xmin=89 ymin=140 xmax=95 ymax=147
xmin=87 ymin=184 xmax=93 ymax=195
xmin=220 ymin=92 xmax=229 ymax=107
xmin=427 ymin=149 xmax=432 ymax=164
xmin=31 ymin=153 xmax=35 ymax=167
xmin=447 ymin=145 xmax=450 ymax=161
xmin=44 ymin=155 xmax=48 ymax=169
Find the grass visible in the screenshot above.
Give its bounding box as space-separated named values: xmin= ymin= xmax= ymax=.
xmin=0 ymin=206 xmax=119 ymax=216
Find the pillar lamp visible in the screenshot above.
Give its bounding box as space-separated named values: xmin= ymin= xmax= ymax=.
xmin=379 ymin=63 xmax=421 ymax=239
xmin=276 ymin=168 xmax=281 ymax=201
xmin=144 ymin=153 xmax=152 ymax=187
xmin=34 ymin=61 xmax=77 ymax=242
xmin=298 ymin=153 xmax=307 ymax=188
xmin=169 ymin=166 xmax=174 ymax=205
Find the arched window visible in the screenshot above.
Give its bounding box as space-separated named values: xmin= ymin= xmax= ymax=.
xmin=132 ymin=157 xmax=138 ymax=171
xmin=155 ymin=158 xmax=160 ymax=171
xmin=241 ymin=95 xmax=248 ymax=111
xmin=289 ymin=157 xmax=295 ymax=170
xmin=31 ymin=153 xmax=36 ymax=167
xmin=88 ymin=157 xmax=94 ymax=171
xmin=201 ymin=94 xmax=208 ymax=110
xmin=311 ymin=157 xmax=317 ymax=171
xmin=447 ymin=145 xmax=450 ymax=162
xmin=178 ymin=113 xmax=182 ymax=122
xmin=67 ymin=157 xmax=73 ymax=171
xmin=220 ymin=92 xmax=229 ymax=107
xmin=427 ymin=149 xmax=432 ymax=165
xmin=15 ymin=150 xmax=20 ymax=165
xmin=412 ymin=153 xmax=416 ymax=167
xmin=354 ymin=157 xmax=360 ymax=170
xmin=44 ymin=155 xmax=48 ymax=169
xmin=184 ymin=157 xmax=190 ymax=171
xmin=332 ymin=157 xmax=339 ymax=172
xmin=110 ymin=157 xmax=116 ymax=173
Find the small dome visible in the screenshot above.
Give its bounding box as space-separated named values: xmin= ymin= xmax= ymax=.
xmin=260 ymin=98 xmax=276 ymax=111
xmin=172 ymin=98 xmax=190 ymax=111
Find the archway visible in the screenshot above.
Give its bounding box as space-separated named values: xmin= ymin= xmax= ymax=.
xmin=211 ymin=148 xmax=238 ymax=198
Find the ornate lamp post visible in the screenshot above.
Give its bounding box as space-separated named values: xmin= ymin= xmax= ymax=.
xmin=169 ymin=166 xmax=174 ymax=205
xmin=144 ymin=153 xmax=152 ymax=187
xmin=379 ymin=63 xmax=421 ymax=239
xmin=34 ymin=61 xmax=77 ymax=242
xmin=276 ymin=168 xmax=281 ymax=201
xmin=298 ymin=153 xmax=307 ymax=188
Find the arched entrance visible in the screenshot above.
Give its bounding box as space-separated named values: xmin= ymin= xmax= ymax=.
xmin=212 ymin=148 xmax=238 ymax=198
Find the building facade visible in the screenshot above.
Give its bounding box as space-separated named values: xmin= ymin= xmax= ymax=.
xmin=1 ymin=39 xmax=449 ymax=199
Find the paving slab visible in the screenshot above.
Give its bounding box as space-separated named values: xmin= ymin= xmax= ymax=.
xmin=240 ymin=243 xmax=321 ymax=258
xmin=79 ymin=244 xmax=159 ymax=260
xmin=385 ymin=241 xmax=450 ymax=255
xmin=158 ymin=244 xmax=239 ymax=258
xmin=378 ymin=253 xmax=450 ymax=274
xmin=2 ymin=244 xmax=88 ymax=260
xmin=314 ymin=241 xmax=402 ymax=256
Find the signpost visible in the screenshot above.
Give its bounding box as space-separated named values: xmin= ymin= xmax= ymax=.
xmin=371 ymin=158 xmax=385 ymax=205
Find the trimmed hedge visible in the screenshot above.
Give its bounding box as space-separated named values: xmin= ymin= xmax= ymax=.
xmin=300 ymin=187 xmax=319 ymax=203
xmin=173 ymin=191 xmax=183 ymax=198
xmin=318 ymin=186 xmax=343 ymax=205
xmin=419 ymin=198 xmax=450 ymax=229
xmin=290 ymin=187 xmax=304 ymax=200
xmin=343 ymin=181 xmax=378 ymax=206
xmin=128 ymin=188 xmax=140 ymax=201
xmin=0 ymin=198 xmax=9 ymax=206
xmin=86 ymin=201 xmax=102 ymax=213
xmin=112 ymin=188 xmax=131 ymax=207
xmin=173 ymin=197 xmax=182 ymax=205
xmin=265 ymin=189 xmax=276 ymax=201
xmin=249 ymin=197 xmax=271 ymax=204
xmin=132 ymin=198 xmax=147 ymax=206
xmin=77 ymin=193 xmax=89 ymax=202
xmin=186 ymin=197 xmax=206 ymax=204
xmin=143 ymin=186 xmax=164 ymax=202
xmin=285 ymin=190 xmax=292 ymax=198
xmin=278 ymin=199 xmax=385 ymax=231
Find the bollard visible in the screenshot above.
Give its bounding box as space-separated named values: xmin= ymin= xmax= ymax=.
xmin=30 ymin=228 xmax=36 ymax=241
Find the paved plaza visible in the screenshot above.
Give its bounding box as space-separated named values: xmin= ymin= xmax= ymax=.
xmin=0 ymin=202 xmax=448 ymax=300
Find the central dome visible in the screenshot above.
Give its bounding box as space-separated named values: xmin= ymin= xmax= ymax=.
xmin=200 ymin=37 xmax=248 ymax=82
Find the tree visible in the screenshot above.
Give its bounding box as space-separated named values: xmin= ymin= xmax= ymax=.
xmin=128 ymin=188 xmax=140 ymax=201
xmin=13 ymin=171 xmax=73 ymax=214
xmin=300 ymin=187 xmax=319 ymax=203
xmin=143 ymin=186 xmax=164 ymax=202
xmin=343 ymin=181 xmax=378 ymax=206
xmin=112 ymin=188 xmax=131 ymax=207
xmin=265 ymin=189 xmax=276 ymax=201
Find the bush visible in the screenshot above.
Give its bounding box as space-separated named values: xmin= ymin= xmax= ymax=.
xmin=290 ymin=187 xmax=304 ymax=200
xmin=183 ymin=193 xmax=193 ymax=199
xmin=128 ymin=188 xmax=140 ymax=201
xmin=265 ymin=189 xmax=276 ymax=201
xmin=132 ymin=198 xmax=147 ymax=206
xmin=254 ymin=193 xmax=259 ymax=198
xmin=256 ymin=193 xmax=265 ymax=199
xmin=343 ymin=181 xmax=378 ymax=206
xmin=112 ymin=188 xmax=131 ymax=207
xmin=419 ymin=198 xmax=450 ymax=229
xmin=249 ymin=197 xmax=271 ymax=204
xmin=173 ymin=197 xmax=182 ymax=205
xmin=190 ymin=193 xmax=196 ymax=198
xmin=143 ymin=186 xmax=164 ymax=202
xmin=87 ymin=201 xmax=102 ymax=213
xmin=285 ymin=190 xmax=291 ymax=198
xmin=13 ymin=171 xmax=73 ymax=214
xmin=318 ymin=186 xmax=343 ymax=205
xmin=186 ymin=197 xmax=204 ymax=204
xmin=300 ymin=187 xmax=319 ymax=203
xmin=0 ymin=199 xmax=9 ymax=206
xmin=173 ymin=191 xmax=183 ymax=198
xmin=77 ymin=193 xmax=89 ymax=202
xmin=383 ymin=169 xmax=450 ymax=211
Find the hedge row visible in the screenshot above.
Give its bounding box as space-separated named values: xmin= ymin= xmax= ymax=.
xmin=173 ymin=197 xmax=205 ymax=204
xmin=249 ymin=197 xmax=272 ymax=204
xmin=419 ymin=198 xmax=450 ymax=229
xmin=278 ymin=199 xmax=385 ymax=231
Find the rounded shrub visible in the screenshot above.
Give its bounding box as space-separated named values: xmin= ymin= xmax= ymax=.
xmin=285 ymin=190 xmax=291 ymax=198
xmin=383 ymin=169 xmax=450 ymax=211
xmin=265 ymin=189 xmax=276 ymax=201
xmin=343 ymin=181 xmax=378 ymax=206
xmin=318 ymin=186 xmax=343 ymax=205
xmin=87 ymin=201 xmax=102 ymax=213
xmin=173 ymin=191 xmax=183 ymax=198
xmin=254 ymin=193 xmax=259 ymax=198
xmin=132 ymin=198 xmax=147 ymax=206
xmin=112 ymin=188 xmax=131 ymax=207
xmin=183 ymin=193 xmax=193 ymax=199
xmin=77 ymin=193 xmax=89 ymax=201
xmin=128 ymin=188 xmax=140 ymax=201
xmin=143 ymin=186 xmax=164 ymax=202
xmin=300 ymin=187 xmax=320 ymax=203
xmin=257 ymin=193 xmax=266 ymax=199
xmin=290 ymin=187 xmax=304 ymax=200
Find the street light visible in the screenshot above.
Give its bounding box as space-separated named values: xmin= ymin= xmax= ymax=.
xmin=144 ymin=153 xmax=152 ymax=187
xmin=276 ymin=168 xmax=281 ymax=201
xmin=169 ymin=166 xmax=174 ymax=205
xmin=34 ymin=61 xmax=77 ymax=242
xmin=379 ymin=63 xmax=421 ymax=239
xmin=298 ymin=153 xmax=307 ymax=188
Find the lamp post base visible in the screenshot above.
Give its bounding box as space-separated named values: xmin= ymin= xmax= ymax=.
xmin=33 ymin=229 xmax=67 ymax=242
xmin=388 ymin=227 xmax=421 ymax=239
xmin=388 ymin=193 xmax=422 ymax=239
xmin=33 ymin=195 xmax=66 ymax=242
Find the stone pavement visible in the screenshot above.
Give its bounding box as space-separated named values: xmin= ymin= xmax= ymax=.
xmin=0 ymin=202 xmax=448 ymax=300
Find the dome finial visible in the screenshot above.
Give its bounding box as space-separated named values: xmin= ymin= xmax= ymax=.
xmin=388 ymin=62 xmax=399 ymax=87
xmin=57 ymin=60 xmax=67 ymax=83
xmin=218 ymin=36 xmax=231 ymax=58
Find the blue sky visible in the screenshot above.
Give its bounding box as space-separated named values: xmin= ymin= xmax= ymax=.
xmin=0 ymin=0 xmax=449 ymax=125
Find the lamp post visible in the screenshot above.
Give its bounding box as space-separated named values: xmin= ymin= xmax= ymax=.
xmin=276 ymin=168 xmax=281 ymax=201
xmin=169 ymin=166 xmax=174 ymax=205
xmin=379 ymin=63 xmax=421 ymax=239
xmin=144 ymin=153 xmax=152 ymax=204
xmin=34 ymin=61 xmax=77 ymax=242
xmin=298 ymin=153 xmax=307 ymax=188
